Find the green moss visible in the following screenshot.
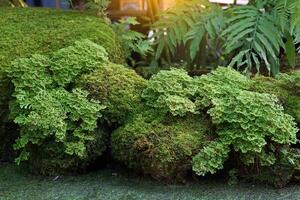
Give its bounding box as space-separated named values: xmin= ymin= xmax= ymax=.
xmin=112 ymin=111 xmax=210 ymax=181
xmin=0 ymin=8 xmax=123 ymax=69
xmin=77 ymin=63 xmax=147 ymax=124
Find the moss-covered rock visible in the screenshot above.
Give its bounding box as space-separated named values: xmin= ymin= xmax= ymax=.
xmin=112 ymin=111 xmax=211 ymax=181
xmin=77 ymin=63 xmax=147 ymax=124
xmin=0 ymin=8 xmax=123 ymax=161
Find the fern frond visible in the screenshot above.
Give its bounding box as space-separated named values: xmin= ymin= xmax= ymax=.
xmin=290 ymin=0 xmax=300 ymax=42
xmin=151 ymin=0 xmax=224 ymax=65
xmin=223 ymin=5 xmax=283 ymax=74
xmin=184 ymin=9 xmax=225 ymax=60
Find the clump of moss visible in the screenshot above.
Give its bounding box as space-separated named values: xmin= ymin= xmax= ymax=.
xmin=77 ymin=63 xmax=147 ymax=124
xmin=112 ymin=110 xmax=210 ymax=181
xmin=0 ymin=8 xmax=123 ymax=69
xmin=4 ymin=40 xmax=111 ymax=175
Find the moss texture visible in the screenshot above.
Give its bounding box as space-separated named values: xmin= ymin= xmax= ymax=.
xmin=78 ymin=63 xmax=147 ymax=125
xmin=112 ymin=111 xmax=211 ymax=181
xmin=0 ymin=8 xmax=123 ymax=68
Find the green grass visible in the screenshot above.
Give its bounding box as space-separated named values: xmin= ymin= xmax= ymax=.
xmin=0 ymin=164 xmax=300 ymax=200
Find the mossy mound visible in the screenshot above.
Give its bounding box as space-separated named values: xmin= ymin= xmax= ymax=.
xmin=112 ymin=111 xmax=211 ymax=181
xmin=77 ymin=63 xmax=147 ymax=125
xmin=0 ymin=7 xmax=123 ymax=68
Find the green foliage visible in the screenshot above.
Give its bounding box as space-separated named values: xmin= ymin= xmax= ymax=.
xmin=141 ymin=69 xmax=197 ymax=116
xmin=0 ymin=7 xmax=124 ymax=161
xmin=252 ymin=71 xmax=300 ymax=125
xmin=192 ymin=67 xmax=298 ymax=176
xmin=50 ymin=40 xmax=108 ymax=86
xmin=223 ymin=0 xmax=300 ymax=74
xmin=114 ymin=67 xmax=298 ymax=181
xmin=151 ymin=0 xmax=300 ymax=74
xmin=222 ymin=5 xmax=283 ymax=74
xmin=5 ymin=40 xmax=108 ymax=174
xmin=111 ymin=17 xmax=152 ymax=66
xmin=193 ymin=140 xmax=230 ymax=176
xmin=151 ymin=0 xmax=224 ymax=66
xmin=77 ymin=62 xmax=147 ymax=124
xmin=112 ymin=111 xmax=210 ymax=181
xmin=85 ymin=0 xmax=111 ymax=18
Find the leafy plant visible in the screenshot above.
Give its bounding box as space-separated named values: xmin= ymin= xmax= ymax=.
xmin=50 ymin=40 xmax=108 ymax=86
xmin=151 ymin=0 xmax=225 ymax=67
xmin=252 ymin=71 xmax=300 ymax=125
xmin=192 ymin=67 xmax=299 ymax=176
xmin=5 ymin=40 xmax=108 ymax=173
xmin=150 ymin=0 xmax=300 ymax=74
xmin=223 ymin=0 xmax=300 ymax=74
xmin=141 ymin=68 xmax=197 ymax=116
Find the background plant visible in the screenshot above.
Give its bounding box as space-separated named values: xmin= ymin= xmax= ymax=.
xmin=111 ymin=17 xmax=153 ymax=66
xmin=151 ymin=0 xmax=225 ymax=68
xmin=221 ymin=0 xmax=300 ymax=75
xmin=150 ymin=0 xmax=300 ymax=74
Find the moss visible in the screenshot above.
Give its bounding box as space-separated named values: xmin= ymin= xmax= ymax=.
xmin=0 ymin=8 xmax=123 ymax=69
xmin=77 ymin=63 xmax=147 ymax=125
xmin=112 ymin=111 xmax=211 ymax=181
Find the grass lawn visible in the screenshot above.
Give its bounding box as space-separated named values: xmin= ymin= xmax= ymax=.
xmin=0 ymin=164 xmax=300 ymax=200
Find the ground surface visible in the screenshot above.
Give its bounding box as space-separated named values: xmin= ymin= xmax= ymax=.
xmin=0 ymin=164 xmax=300 ymax=200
